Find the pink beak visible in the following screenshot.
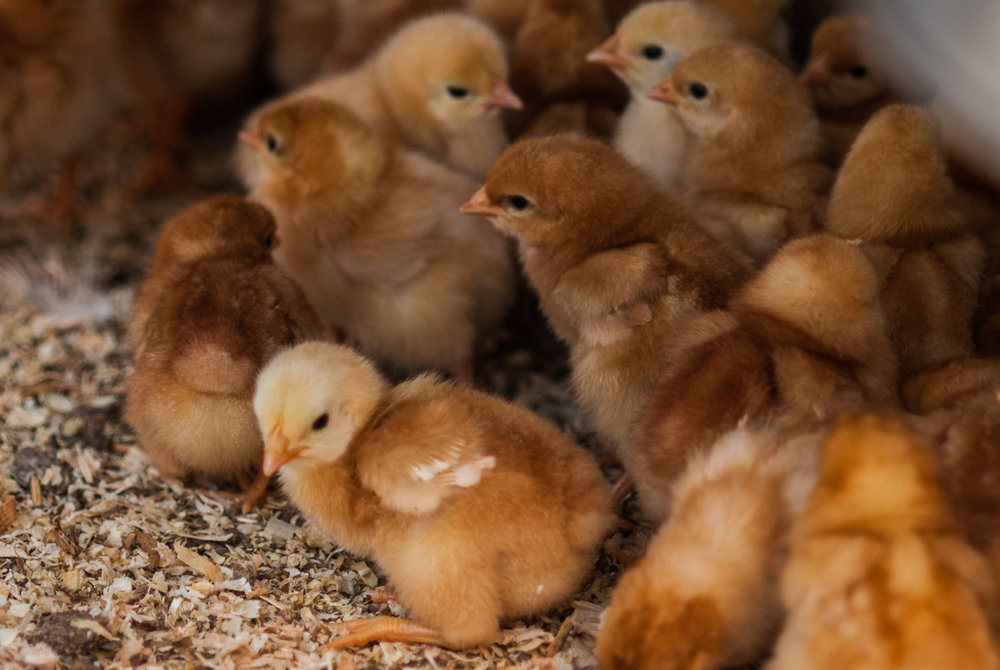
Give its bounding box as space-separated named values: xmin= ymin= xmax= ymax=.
xmin=647 ymin=77 xmax=682 ymax=105
xmin=586 ymin=34 xmax=632 ymax=72
xmin=799 ymin=59 xmax=831 ymax=86
xmin=261 ymin=425 xmax=306 ymax=476
xmin=238 ymin=127 xmax=262 ymax=151
xmin=459 ymin=186 xmax=502 ymax=217
xmin=486 ymin=79 xmax=524 ymax=110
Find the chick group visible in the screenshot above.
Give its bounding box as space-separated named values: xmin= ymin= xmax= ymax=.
xmin=9 ymin=0 xmax=1000 ymax=665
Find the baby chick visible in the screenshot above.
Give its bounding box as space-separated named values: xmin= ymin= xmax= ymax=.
xmin=586 ymin=1 xmax=741 ymax=190
xmin=599 ymin=424 xmax=825 ymax=670
xmin=243 ymin=12 xmax=521 ymax=180
xmin=699 ymin=0 xmax=791 ymax=61
xmin=826 ymin=104 xmax=986 ymax=384
xmin=241 ymin=97 xmax=514 ymax=380
xmin=126 ymin=195 xmax=324 ymax=495
xmin=648 ymin=41 xmax=831 ymax=265
xmin=629 ymin=234 xmax=899 ymax=521
xmin=460 ymin=133 xmax=753 ymax=459
xmin=264 ymin=0 xmax=340 ymax=91
xmin=254 ymin=341 xmax=614 ymax=649
xmin=0 ymin=0 xmax=119 ymax=221
xmin=767 ymin=409 xmax=1000 ymax=670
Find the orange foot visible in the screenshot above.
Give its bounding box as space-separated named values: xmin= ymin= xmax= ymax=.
xmin=236 ymin=468 xmax=274 ymax=513
xmin=323 ymin=616 xmax=453 ymax=650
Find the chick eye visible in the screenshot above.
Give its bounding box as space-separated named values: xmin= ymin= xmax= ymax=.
xmin=265 ymin=134 xmax=279 ymax=152
xmin=263 ymin=231 xmax=275 ymax=249
xmin=688 ymin=82 xmax=709 ymax=100
xmin=641 ymin=44 xmax=664 ymax=60
xmin=503 ymin=195 xmax=531 ymax=212
xmin=446 ymin=85 xmax=470 ymax=99
xmin=848 ymin=65 xmax=868 ymax=79
xmin=312 ymin=413 xmax=329 ymax=431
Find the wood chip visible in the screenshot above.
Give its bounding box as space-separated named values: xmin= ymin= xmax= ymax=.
xmin=172 ymin=542 xmax=225 ymax=583
xmin=0 ymin=495 xmax=16 ymax=532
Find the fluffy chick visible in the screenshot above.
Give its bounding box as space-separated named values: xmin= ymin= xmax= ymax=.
xmin=264 ymin=0 xmax=340 ymax=91
xmin=629 ymin=234 xmax=899 ymax=522
xmin=460 ymin=133 xmax=753 ymax=459
xmin=699 ymin=0 xmax=790 ymax=60
xmin=827 ymin=104 xmax=986 ymax=384
xmin=599 ymin=424 xmax=824 ymax=670
xmin=506 ymin=0 xmax=627 ymax=140
xmin=126 ymin=195 xmax=324 ymax=485
xmin=254 ymin=341 xmax=613 ymax=649
xmin=0 ymin=0 xmax=119 ymax=219
xmin=649 ymin=41 xmax=831 ymax=265
xmin=243 ymin=12 xmax=521 ymax=179
xmin=586 ymin=1 xmax=741 ymax=189
xmin=767 ymin=409 xmax=1000 ymax=670
xmin=241 ymin=97 xmax=514 ymax=379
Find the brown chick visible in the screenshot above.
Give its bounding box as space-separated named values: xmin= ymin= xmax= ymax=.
xmin=629 ymin=234 xmax=900 ymax=522
xmin=827 ymin=104 xmax=986 ymax=385
xmin=264 ymin=0 xmax=340 ymax=91
xmin=976 ymin=226 xmax=1000 ymax=356
xmin=586 ymin=0 xmax=741 ymax=190
xmin=699 ymin=0 xmax=790 ymax=61
xmin=253 ymin=341 xmax=613 ymax=649
xmin=464 ymin=0 xmax=531 ymax=41
xmin=126 ymin=195 xmax=324 ymax=495
xmin=460 ymin=133 xmax=753 ymax=460
xmin=0 ymin=0 xmax=119 ymax=221
xmin=648 ymin=41 xmax=831 ymax=266
xmin=599 ymin=423 xmax=825 ymax=670
xmin=241 ymin=97 xmax=515 ymax=380
xmin=243 ymin=12 xmax=522 ymax=180
xmin=506 ymin=0 xmax=627 ymax=140
xmin=766 ymin=409 xmax=1000 ymax=670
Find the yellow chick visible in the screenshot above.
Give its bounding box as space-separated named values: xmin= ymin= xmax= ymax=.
xmin=0 ymin=0 xmax=119 ymax=221
xmin=648 ymin=40 xmax=831 ymax=265
xmin=126 ymin=195 xmax=324 ymax=498
xmin=599 ymin=424 xmax=825 ymax=670
xmin=253 ymin=341 xmax=614 ymax=649
xmin=826 ymin=104 xmax=986 ymax=384
xmin=586 ymin=0 xmax=741 ymax=189
xmin=242 ymin=11 xmax=522 ymax=180
xmin=240 ymin=97 xmax=515 ymax=381
xmin=767 ymin=409 xmax=1000 ymax=670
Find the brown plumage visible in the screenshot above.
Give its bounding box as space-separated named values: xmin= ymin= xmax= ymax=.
xmin=767 ymin=409 xmax=1000 ymax=670
xmin=240 ymin=97 xmax=514 ymax=380
xmin=827 ymin=104 xmax=986 ymax=384
xmin=648 ymin=41 xmax=831 ymax=265
xmin=264 ymin=0 xmax=340 ymax=91
xmin=630 ymin=234 xmax=899 ymax=521
xmin=599 ymin=424 xmax=825 ymax=670
xmin=253 ymin=341 xmax=613 ymax=649
xmin=126 ymin=195 xmax=324 ymax=485
xmin=699 ymin=0 xmax=790 ymax=60
xmin=460 ymin=133 xmax=753 ymax=459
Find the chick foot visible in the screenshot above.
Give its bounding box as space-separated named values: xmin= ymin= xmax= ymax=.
xmin=237 ymin=468 xmax=273 ymax=513
xmin=324 ymin=616 xmax=453 ymax=650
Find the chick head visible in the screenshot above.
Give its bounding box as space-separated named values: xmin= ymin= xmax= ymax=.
xmin=461 ymin=133 xmax=653 ymax=248
xmin=800 ymin=14 xmax=886 ymax=112
xmin=588 ymin=0 xmax=740 ymax=95
xmin=373 ymin=13 xmax=522 ymax=133
xmin=151 ymin=194 xmax=277 ymax=271
xmin=240 ymin=98 xmax=389 ymax=210
xmin=254 ymin=342 xmax=388 ymax=476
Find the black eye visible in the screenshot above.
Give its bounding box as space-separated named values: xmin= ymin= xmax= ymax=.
xmin=848 ymin=65 xmax=868 ymax=79
xmin=446 ymin=86 xmax=470 ymax=99
xmin=503 ymin=195 xmax=530 ymax=212
xmin=641 ymin=44 xmax=664 ymax=60
xmin=263 ymin=231 xmax=274 ymax=249
xmin=265 ymin=134 xmax=278 ymax=152
xmin=688 ymin=82 xmax=709 ymax=100
xmin=312 ymin=413 xmax=329 ymax=431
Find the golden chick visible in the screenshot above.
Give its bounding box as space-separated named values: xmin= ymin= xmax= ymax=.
xmin=599 ymin=424 xmax=825 ymax=670
xmin=648 ymin=40 xmax=831 ymax=265
xmin=460 ymin=133 xmax=753 ymax=461
xmin=253 ymin=341 xmax=614 ymax=649
xmin=126 ymin=195 xmax=324 ymax=500
xmin=629 ymin=234 xmax=899 ymax=522
xmin=240 ymin=97 xmax=515 ymax=381
xmin=586 ymin=0 xmax=741 ymax=190
xmin=827 ymin=104 xmax=985 ymax=385
xmin=767 ymin=409 xmax=1000 ymax=670
xmin=0 ymin=0 xmax=119 ymax=221
xmin=242 ymin=11 xmax=522 ymax=180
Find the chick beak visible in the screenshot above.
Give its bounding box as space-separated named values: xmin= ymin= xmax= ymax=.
xmin=586 ymin=35 xmax=631 ymax=72
xmin=647 ymin=77 xmax=682 ymax=105
xmin=486 ymin=79 xmax=524 ymax=110
xmin=799 ymin=60 xmax=830 ymax=86
xmin=238 ymin=127 xmax=262 ymax=151
xmin=261 ymin=422 xmax=306 ymax=476
xmin=459 ymin=186 xmax=502 ymax=217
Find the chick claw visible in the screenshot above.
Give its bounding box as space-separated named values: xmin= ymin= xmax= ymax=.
xmin=237 ymin=469 xmax=273 ymax=513
xmin=324 ymin=616 xmax=452 ymax=650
